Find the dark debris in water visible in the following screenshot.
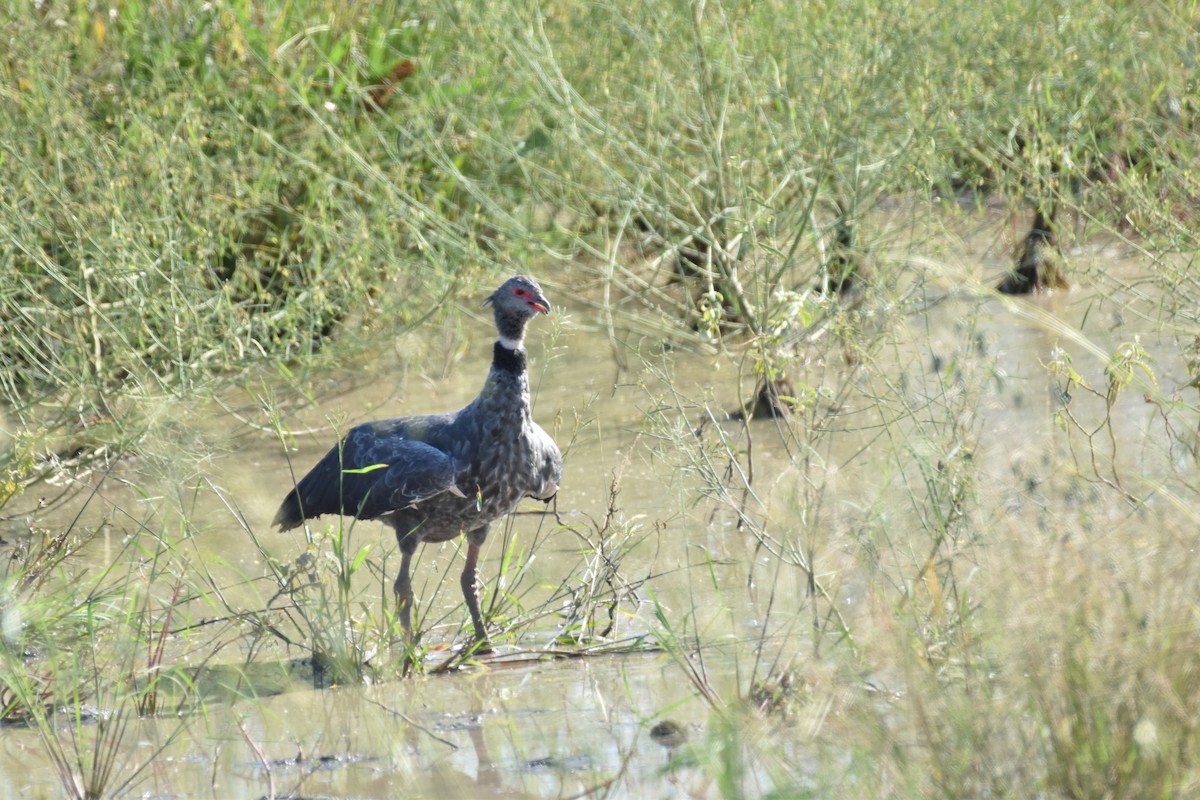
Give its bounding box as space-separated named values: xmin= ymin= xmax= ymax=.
xmin=1 ymin=702 xmax=108 ymax=729
xmin=649 ymin=719 xmax=688 ymax=749
xmin=251 ymin=752 xmax=379 ymax=773
xmin=429 ymin=711 xmax=485 ymax=732
xmin=521 ymin=753 xmax=595 ymax=773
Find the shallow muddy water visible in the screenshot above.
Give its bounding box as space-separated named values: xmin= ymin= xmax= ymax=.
xmin=4 ymin=654 xmax=727 ymax=798
xmin=2 ymin=208 xmax=1197 ymax=797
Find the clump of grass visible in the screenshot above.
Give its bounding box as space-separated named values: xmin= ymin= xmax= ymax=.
xmin=622 ymin=217 xmax=1200 ymax=793
xmin=244 ymin=512 xmax=390 ymax=684
xmin=1 ymin=0 xmax=530 ymax=481
xmin=7 ymin=0 xmax=1199 ymax=487
xmin=0 ymin=480 xmax=211 ymax=798
xmin=6 ymin=0 xmax=1199 ymax=421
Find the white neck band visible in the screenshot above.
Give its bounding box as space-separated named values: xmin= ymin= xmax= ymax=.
xmin=498 ymin=335 xmax=524 ymax=351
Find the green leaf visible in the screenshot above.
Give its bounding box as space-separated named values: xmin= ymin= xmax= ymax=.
xmin=350 ymin=545 xmax=372 ymax=573
xmin=325 ymin=33 xmax=350 ymax=70
xmin=368 ymin=37 xmax=389 ymax=72
xmin=342 ymin=463 xmax=388 ymax=475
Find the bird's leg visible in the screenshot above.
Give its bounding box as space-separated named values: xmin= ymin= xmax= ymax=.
xmin=392 ymin=543 xmax=416 ymax=639
xmin=460 ymin=533 xmax=492 ymax=652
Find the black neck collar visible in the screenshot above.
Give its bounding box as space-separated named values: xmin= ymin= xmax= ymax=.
xmin=492 ymin=341 xmax=527 ymax=374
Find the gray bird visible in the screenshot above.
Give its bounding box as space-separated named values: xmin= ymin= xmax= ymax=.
xmin=274 ymin=275 xmax=562 ymax=648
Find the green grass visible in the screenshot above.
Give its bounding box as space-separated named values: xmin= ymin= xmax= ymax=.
xmin=3 ymin=0 xmax=1197 ymax=435
xmin=3 ymin=0 xmax=1200 ymax=796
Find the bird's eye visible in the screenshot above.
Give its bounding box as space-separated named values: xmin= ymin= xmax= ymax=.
xmin=514 ymin=288 xmax=528 ymax=297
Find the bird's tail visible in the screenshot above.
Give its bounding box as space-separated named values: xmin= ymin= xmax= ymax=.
xmin=273 ymin=489 xmax=305 ymax=531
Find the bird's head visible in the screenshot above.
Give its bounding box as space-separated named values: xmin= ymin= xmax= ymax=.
xmin=484 ymin=275 xmax=551 ymax=348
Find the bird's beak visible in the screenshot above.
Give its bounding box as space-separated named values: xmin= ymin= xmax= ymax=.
xmin=531 ymin=298 xmax=550 ymax=314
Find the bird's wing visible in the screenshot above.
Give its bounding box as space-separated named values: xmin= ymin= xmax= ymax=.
xmin=276 ymin=418 xmax=460 ymax=526
xmin=528 ymin=422 xmax=563 ymax=501
xmin=350 ymin=437 xmax=462 ymax=519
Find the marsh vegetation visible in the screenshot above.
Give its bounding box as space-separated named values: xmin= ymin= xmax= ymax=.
xmin=3 ymin=1 xmax=1200 ymax=796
